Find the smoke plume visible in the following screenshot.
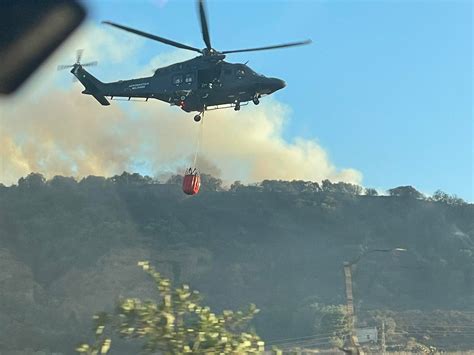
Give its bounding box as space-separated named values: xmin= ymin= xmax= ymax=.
xmin=0 ymin=24 xmax=362 ymax=186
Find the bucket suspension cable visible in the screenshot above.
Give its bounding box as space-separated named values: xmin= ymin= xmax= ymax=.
xmin=182 ymin=118 xmax=204 ymax=196
xmin=193 ymin=116 xmax=204 ymax=168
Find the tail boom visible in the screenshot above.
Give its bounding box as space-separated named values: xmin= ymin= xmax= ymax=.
xmin=73 ymin=65 xmax=156 ymax=105
xmin=72 ymin=65 xmax=110 ymax=106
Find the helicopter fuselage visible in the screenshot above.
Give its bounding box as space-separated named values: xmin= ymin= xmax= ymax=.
xmin=74 ymin=54 xmax=286 ymax=113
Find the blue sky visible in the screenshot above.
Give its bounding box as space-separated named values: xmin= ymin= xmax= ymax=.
xmin=80 ymin=0 xmax=472 ymax=199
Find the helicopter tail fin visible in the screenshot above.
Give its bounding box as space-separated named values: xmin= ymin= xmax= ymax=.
xmin=71 ymin=65 xmax=110 ymax=106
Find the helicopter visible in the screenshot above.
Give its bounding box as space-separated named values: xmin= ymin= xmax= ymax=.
xmin=58 ymin=0 xmax=311 ymax=122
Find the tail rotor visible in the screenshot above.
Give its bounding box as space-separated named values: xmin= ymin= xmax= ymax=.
xmin=57 ymin=49 xmax=98 ymax=71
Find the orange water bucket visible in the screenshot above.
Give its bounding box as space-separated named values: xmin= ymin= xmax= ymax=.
xmin=182 ymin=168 xmax=201 ymax=195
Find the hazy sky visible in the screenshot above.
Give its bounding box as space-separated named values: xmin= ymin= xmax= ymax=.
xmin=83 ymin=0 xmax=472 ymax=199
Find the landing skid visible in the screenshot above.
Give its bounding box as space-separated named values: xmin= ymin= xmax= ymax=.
xmin=108 ymin=96 xmax=150 ymax=102
xmin=205 ymin=102 xmax=249 ymax=112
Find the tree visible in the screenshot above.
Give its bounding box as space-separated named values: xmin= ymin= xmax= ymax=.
xmin=76 ymin=262 xmax=264 ymax=354
xmin=313 ymin=304 xmax=350 ymax=348
xmin=230 ymin=180 xmax=244 ymax=192
xmin=111 ymin=172 xmax=153 ymax=186
xmin=432 ymin=190 xmax=466 ymax=205
xmin=166 ymin=174 xmax=183 ymax=185
xmin=18 ymin=172 xmax=46 ymax=189
xmin=364 ymin=188 xmax=378 ymax=196
xmin=321 ymin=180 xmax=362 ymax=195
xmin=79 ymin=175 xmax=109 ymax=189
xmin=321 ymin=179 xmax=333 ymax=192
xmin=261 ymin=180 xmax=296 ymax=193
xmin=48 ymin=175 xmax=77 ymax=189
xmin=200 ymin=174 xmax=224 ymax=192
xmin=388 ymin=186 xmax=424 ymax=199
xmin=333 ymin=182 xmax=363 ymax=195
xmin=432 ymin=190 xmax=449 ymax=202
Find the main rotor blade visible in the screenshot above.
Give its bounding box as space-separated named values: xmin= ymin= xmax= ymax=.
xmin=222 ymin=39 xmax=312 ymax=54
xmin=81 ymin=61 xmax=98 ymax=67
xmin=102 ymin=21 xmax=203 ymax=54
xmin=57 ymin=65 xmax=74 ymax=70
xmin=198 ymin=0 xmax=212 ymax=50
xmin=76 ymin=49 xmax=84 ymax=64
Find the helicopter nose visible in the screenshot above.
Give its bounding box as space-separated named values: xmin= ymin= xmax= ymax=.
xmin=268 ymin=78 xmax=286 ymax=92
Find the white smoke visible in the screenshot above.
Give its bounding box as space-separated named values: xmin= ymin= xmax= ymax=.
xmin=0 ymin=24 xmax=362 ymax=186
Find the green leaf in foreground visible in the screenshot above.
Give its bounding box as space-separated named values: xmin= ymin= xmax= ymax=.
xmin=76 ymin=261 xmax=264 ymax=354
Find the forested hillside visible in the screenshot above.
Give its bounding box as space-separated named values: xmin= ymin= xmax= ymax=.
xmin=0 ymin=172 xmax=473 ymax=353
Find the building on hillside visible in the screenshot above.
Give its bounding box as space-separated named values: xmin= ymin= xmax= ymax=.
xmin=356 ymin=327 xmax=378 ymax=344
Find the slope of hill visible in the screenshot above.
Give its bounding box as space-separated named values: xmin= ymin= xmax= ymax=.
xmin=0 ymin=172 xmax=472 ymax=353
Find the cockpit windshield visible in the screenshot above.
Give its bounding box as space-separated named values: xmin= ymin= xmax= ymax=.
xmin=243 ymin=65 xmax=264 ymax=77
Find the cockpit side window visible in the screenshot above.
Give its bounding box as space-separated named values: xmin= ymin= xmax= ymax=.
xmin=173 ymin=75 xmax=183 ymax=85
xmin=236 ymin=69 xmax=245 ymax=78
xmin=185 ymin=74 xmax=193 ymax=83
xmin=198 ymin=66 xmax=222 ymax=87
